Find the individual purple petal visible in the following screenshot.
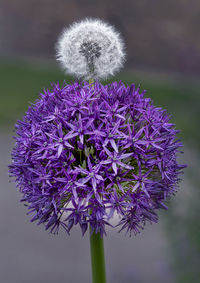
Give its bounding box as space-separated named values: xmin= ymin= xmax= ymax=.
xmin=110 ymin=139 xmax=118 ymax=153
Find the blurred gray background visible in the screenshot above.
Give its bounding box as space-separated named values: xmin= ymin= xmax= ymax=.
xmin=0 ymin=0 xmax=200 ymax=282
xmin=1 ymin=0 xmax=200 ymax=75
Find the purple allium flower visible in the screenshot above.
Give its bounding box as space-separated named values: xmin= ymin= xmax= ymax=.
xmin=9 ymin=81 xmax=186 ymax=236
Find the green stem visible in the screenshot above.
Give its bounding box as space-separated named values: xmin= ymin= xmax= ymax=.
xmin=88 ymin=77 xmax=105 ymax=283
xmin=89 ymin=78 xmax=94 ymax=85
xmin=89 ymin=225 xmax=107 ymax=283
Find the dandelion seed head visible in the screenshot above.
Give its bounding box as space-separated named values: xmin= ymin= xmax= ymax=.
xmin=56 ymin=18 xmax=125 ymax=80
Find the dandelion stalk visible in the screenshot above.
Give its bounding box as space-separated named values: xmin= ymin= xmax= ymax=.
xmin=89 ymin=78 xmax=94 ymax=85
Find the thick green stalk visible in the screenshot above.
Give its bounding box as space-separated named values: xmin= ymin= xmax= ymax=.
xmin=89 ymin=225 xmax=107 ymax=283
xmin=88 ymin=77 xmax=106 ymax=283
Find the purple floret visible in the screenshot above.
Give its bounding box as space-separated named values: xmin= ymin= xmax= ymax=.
xmin=9 ymin=81 xmax=186 ymax=236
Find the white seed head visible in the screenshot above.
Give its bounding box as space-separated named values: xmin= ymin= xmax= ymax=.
xmin=56 ymin=18 xmax=126 ymax=80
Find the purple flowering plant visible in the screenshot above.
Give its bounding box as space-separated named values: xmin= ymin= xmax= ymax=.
xmin=9 ymin=18 xmax=186 ymax=283
xmin=10 ymin=81 xmax=185 ymax=236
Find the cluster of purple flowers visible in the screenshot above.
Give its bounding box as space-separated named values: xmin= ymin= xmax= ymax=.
xmin=9 ymin=81 xmax=185 ymax=236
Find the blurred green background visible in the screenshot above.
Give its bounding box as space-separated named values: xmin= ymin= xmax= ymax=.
xmin=0 ymin=1 xmax=200 ymax=282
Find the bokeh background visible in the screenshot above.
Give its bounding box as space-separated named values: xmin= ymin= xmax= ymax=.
xmin=0 ymin=1 xmax=200 ymax=282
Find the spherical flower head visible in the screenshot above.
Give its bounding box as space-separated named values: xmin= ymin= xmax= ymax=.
xmin=56 ymin=18 xmax=125 ymax=80
xmin=9 ymin=81 xmax=186 ymax=236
